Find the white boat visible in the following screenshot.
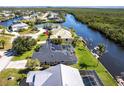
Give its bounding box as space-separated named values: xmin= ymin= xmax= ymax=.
xmin=91 ymin=51 xmax=99 ymax=59
xmin=94 ymin=46 xmax=99 ymax=50
xmin=116 ymin=72 xmax=124 ymax=86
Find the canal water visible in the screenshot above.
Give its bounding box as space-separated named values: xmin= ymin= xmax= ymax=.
xmin=0 ymin=17 xmax=22 ymax=27
xmin=62 ymin=14 xmax=124 ymax=77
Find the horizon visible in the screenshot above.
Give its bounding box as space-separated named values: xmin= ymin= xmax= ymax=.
xmin=0 ymin=6 xmax=124 ymax=9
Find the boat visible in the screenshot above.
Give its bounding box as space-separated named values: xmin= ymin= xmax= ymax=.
xmin=116 ymin=72 xmax=124 ymax=86
xmin=94 ymin=46 xmax=99 ymax=50
xmin=91 ymin=51 xmax=99 ymax=59
xmin=79 ymin=36 xmax=87 ymax=44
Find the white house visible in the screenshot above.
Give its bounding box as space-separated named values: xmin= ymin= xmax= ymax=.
xmin=10 ymin=23 xmax=29 ymax=32
xmin=51 ymin=27 xmax=72 ymax=39
xmin=26 ymin=64 xmax=84 ymax=86
xmin=22 ymin=16 xmax=32 ymax=20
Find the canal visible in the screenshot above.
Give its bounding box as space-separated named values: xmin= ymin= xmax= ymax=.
xmin=0 ymin=16 xmax=22 ymax=27
xmin=62 ymin=14 xmax=124 ymax=77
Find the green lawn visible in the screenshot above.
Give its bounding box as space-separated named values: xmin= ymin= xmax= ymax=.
xmin=11 ymin=48 xmax=34 ymax=61
xmin=18 ymin=28 xmax=38 ymax=35
xmin=0 ymin=69 xmax=26 ymax=86
xmin=37 ymin=34 xmax=48 ymax=41
xmin=72 ymin=42 xmax=118 ymax=86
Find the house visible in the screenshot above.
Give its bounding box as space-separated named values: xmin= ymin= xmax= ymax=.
xmin=50 ymin=26 xmax=72 ymax=40
xmin=37 ymin=23 xmax=72 ymax=41
xmin=10 ymin=22 xmax=29 ymax=32
xmin=22 ymin=16 xmax=32 ymax=20
xmin=32 ymin=41 xmax=77 ymax=65
xmin=40 ymin=11 xmax=63 ymax=22
xmin=47 ymin=12 xmax=58 ymax=20
xmin=26 ymin=64 xmax=84 ymax=86
xmin=26 ymin=64 xmax=103 ymax=86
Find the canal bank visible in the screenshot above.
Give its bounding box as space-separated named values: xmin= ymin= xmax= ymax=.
xmin=67 ymin=24 xmax=117 ymax=85
xmin=62 ymin=14 xmax=124 ymax=78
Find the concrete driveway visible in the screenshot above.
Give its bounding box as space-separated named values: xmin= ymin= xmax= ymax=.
xmin=0 ymin=51 xmax=27 ymax=71
xmin=0 ymin=51 xmax=12 ymax=71
xmin=6 ymin=60 xmax=27 ymax=69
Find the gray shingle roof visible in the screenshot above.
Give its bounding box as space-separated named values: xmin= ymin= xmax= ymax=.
xmin=32 ymin=41 xmax=77 ymax=64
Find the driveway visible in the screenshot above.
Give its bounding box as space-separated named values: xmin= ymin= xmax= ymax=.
xmin=0 ymin=51 xmax=12 ymax=71
xmin=0 ymin=51 xmax=27 ymax=71
xmin=6 ymin=60 xmax=27 ymax=69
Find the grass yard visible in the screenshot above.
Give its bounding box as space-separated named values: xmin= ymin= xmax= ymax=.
xmin=18 ymin=28 xmax=38 ymax=35
xmin=37 ymin=34 xmax=48 ymax=41
xmin=0 ymin=35 xmax=12 ymax=50
xmin=0 ymin=69 xmax=26 ymax=86
xmin=72 ymin=42 xmax=118 ymax=86
xmin=11 ymin=48 xmax=34 ymax=61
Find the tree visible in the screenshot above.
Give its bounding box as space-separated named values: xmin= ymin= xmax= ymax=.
xmin=12 ymin=36 xmax=36 ymax=55
xmin=1 ymin=29 xmax=5 ymax=36
xmin=48 ymin=31 xmax=52 ymax=39
xmin=72 ymin=36 xmax=81 ymax=47
xmin=26 ymin=59 xmax=40 ymax=70
xmin=51 ymin=38 xmax=63 ymax=45
xmin=34 ymin=45 xmax=41 ymax=52
xmin=0 ymin=40 xmax=5 ymax=49
xmin=78 ymin=62 xmax=88 ymax=69
xmin=98 ymin=43 xmax=106 ymax=55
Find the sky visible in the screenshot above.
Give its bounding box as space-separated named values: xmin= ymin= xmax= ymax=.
xmin=0 ymin=0 xmax=124 ymax=7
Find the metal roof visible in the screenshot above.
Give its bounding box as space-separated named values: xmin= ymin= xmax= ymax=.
xmin=26 ymin=64 xmax=84 ymax=86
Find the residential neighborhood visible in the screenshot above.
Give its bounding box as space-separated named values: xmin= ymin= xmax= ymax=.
xmin=0 ymin=8 xmax=119 ymax=86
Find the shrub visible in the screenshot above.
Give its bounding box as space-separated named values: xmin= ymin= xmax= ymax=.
xmin=34 ymin=45 xmax=41 ymax=52
xmin=26 ymin=59 xmax=40 ymax=70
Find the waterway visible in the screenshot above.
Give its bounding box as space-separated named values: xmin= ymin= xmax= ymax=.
xmin=62 ymin=14 xmax=124 ymax=77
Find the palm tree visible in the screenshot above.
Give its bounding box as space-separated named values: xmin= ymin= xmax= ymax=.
xmin=72 ymin=36 xmax=81 ymax=47
xmin=26 ymin=59 xmax=40 ymax=70
xmin=0 ymin=40 xmax=5 ymax=49
xmin=2 ymin=29 xmax=5 ymax=36
xmin=48 ymin=31 xmax=52 ymax=39
xmin=98 ymin=43 xmax=106 ymax=56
